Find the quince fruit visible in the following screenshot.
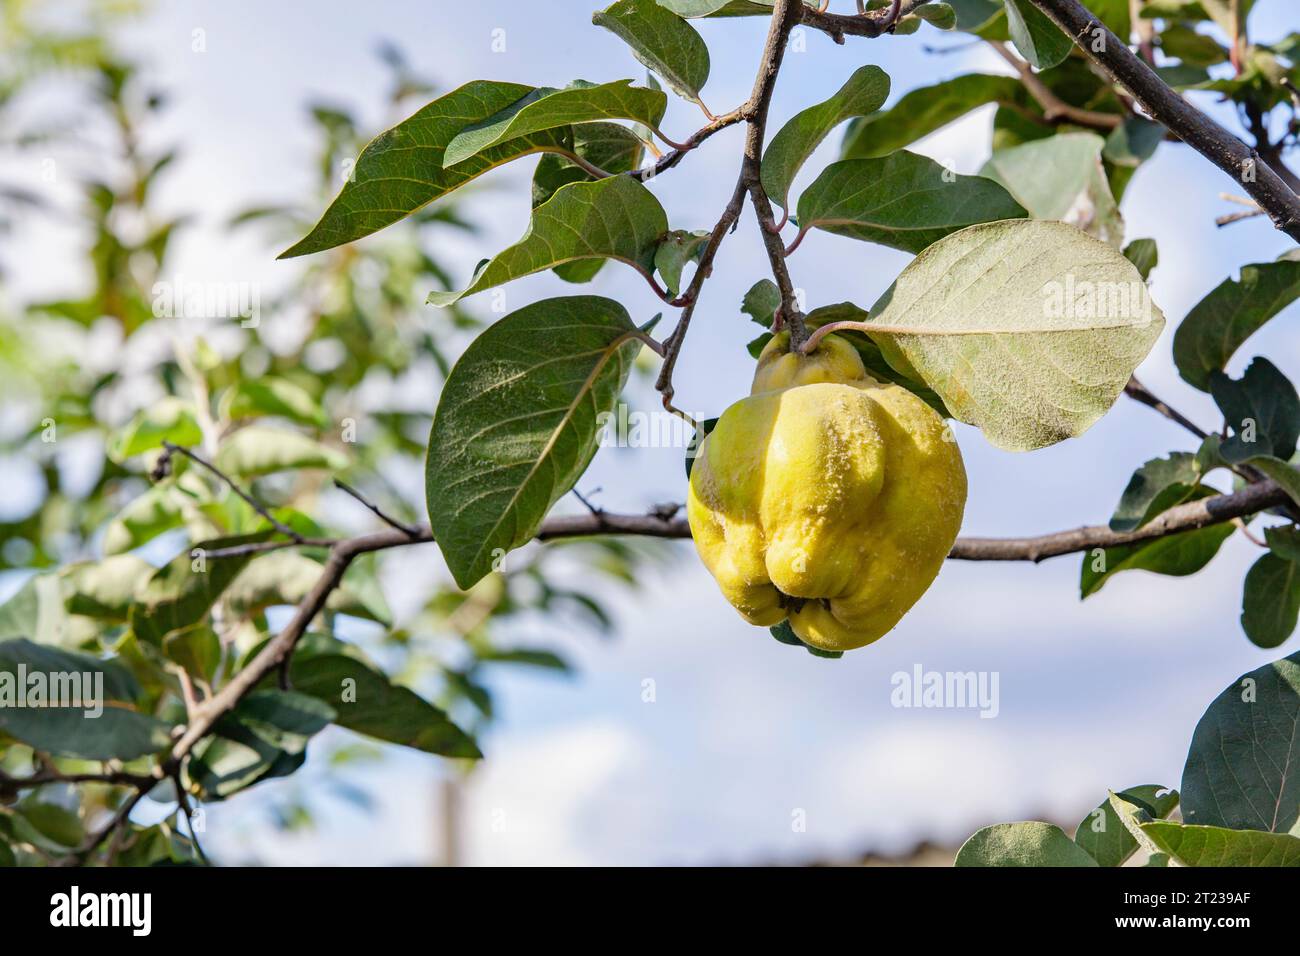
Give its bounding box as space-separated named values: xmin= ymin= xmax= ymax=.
xmin=687 ymin=331 xmax=966 ymax=652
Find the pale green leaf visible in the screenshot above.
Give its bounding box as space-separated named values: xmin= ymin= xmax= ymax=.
xmin=866 ymin=219 xmax=1164 ymax=450
xmin=956 ymin=821 xmax=1100 ymax=866
xmin=1140 ymin=821 xmax=1300 ymax=866
xmin=981 ymin=132 xmax=1123 ymax=247
xmin=108 ymin=397 xmax=203 ymax=462
xmin=214 ymin=426 xmax=348 ymax=477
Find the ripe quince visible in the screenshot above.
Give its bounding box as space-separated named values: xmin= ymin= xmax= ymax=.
xmin=687 ymin=331 xmax=966 ymax=652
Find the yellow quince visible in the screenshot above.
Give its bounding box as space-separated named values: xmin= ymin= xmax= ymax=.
xmin=687 ymin=331 xmax=966 ymax=652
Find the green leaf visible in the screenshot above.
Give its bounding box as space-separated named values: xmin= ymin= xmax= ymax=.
xmin=1140 ymin=821 xmax=1300 ymax=866
xmin=108 ymin=397 xmax=203 ymax=461
xmin=1181 ymin=649 xmax=1300 ymax=833
xmin=104 ymin=476 xmax=207 ymax=555
xmin=427 ymin=176 xmax=669 ymax=308
xmin=684 ymin=417 xmax=719 ymax=479
xmin=980 ymin=132 xmax=1123 ymax=247
xmin=0 ymin=639 xmax=172 ymax=761
xmin=1109 ymin=452 xmax=1201 ymax=532
xmin=224 ymin=378 xmax=329 ymax=429
xmin=280 ymin=81 xmax=574 ymax=258
xmin=224 ymin=551 xmax=391 ymax=625
xmin=532 ymin=122 xmax=646 ymax=208
xmin=797 ymin=151 xmax=1026 ymax=255
xmin=214 ymin=426 xmax=348 ymax=477
xmin=911 ymin=3 xmax=957 ymax=29
xmin=1209 ymin=357 xmax=1300 ymax=464
xmin=425 ymin=296 xmax=644 ymax=589
xmin=949 ymin=0 xmax=1004 ymax=31
xmin=1241 ymin=553 xmax=1300 ymax=649
xmin=1082 ymin=485 xmax=1232 ymax=597
xmin=1122 ymin=238 xmax=1158 ymax=281
xmin=187 ymin=689 xmax=335 ymax=800
xmin=62 ymin=554 xmax=154 ymax=620
xmin=841 ymin=74 xmax=1024 ymax=160
xmin=654 ymin=229 xmax=709 ymax=296
xmin=1104 ymin=119 xmax=1165 ymax=168
xmin=287 ymin=651 xmax=480 ymax=758
xmin=866 ymin=219 xmax=1164 ymax=451
xmin=1074 ymin=785 xmax=1179 ymax=866
xmin=594 ymin=0 xmax=710 ymax=103
xmin=1172 ymin=260 xmax=1300 ymax=391
xmin=0 ymin=574 xmax=76 ymax=645
xmin=956 ymin=821 xmax=1100 ymax=866
xmin=761 ymin=65 xmax=890 ymax=210
xmin=1249 ymin=456 xmax=1300 ymax=510
xmin=655 ymin=0 xmax=797 ymax=15
xmin=475 ymin=646 xmax=572 ymax=671
xmin=129 ymin=533 xmax=270 ymax=646
xmin=442 ymin=80 xmax=665 ymax=168
xmin=1003 ymin=0 xmax=1072 ymax=69
xmin=1160 ymin=23 xmax=1228 ymax=66
xmin=741 ymin=279 xmax=781 ymax=327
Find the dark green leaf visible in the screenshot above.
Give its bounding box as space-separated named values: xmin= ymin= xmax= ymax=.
xmin=1109 ymin=452 xmax=1200 ymax=533
xmin=762 ymin=65 xmax=890 ymax=209
xmin=1181 ymin=649 xmax=1300 ymax=833
xmin=428 ymin=176 xmax=669 ymax=307
xmin=1241 ymin=553 xmax=1300 ymax=649
xmin=797 ymin=151 xmax=1026 ymax=254
xmin=1082 ymin=485 xmax=1232 ymax=596
xmin=0 ymin=639 xmax=171 ymax=761
xmin=130 ymin=533 xmax=271 ymax=646
xmin=426 ymin=297 xmax=644 ymax=589
xmin=1073 ymin=785 xmax=1178 ymax=866
xmin=1173 ymin=260 xmax=1300 ymax=391
xmin=1209 ymin=357 xmax=1300 ymax=464
xmin=281 ymin=81 xmax=575 ymax=258
xmin=594 ymin=0 xmax=711 ymax=102
xmin=842 ymin=74 xmax=1023 ymax=160
xmin=1003 ymin=0 xmax=1073 ymax=69
xmin=288 ymin=653 xmax=481 ymax=758
xmin=442 ymin=80 xmax=665 ymax=168
xmin=1122 ymin=238 xmax=1158 ymax=281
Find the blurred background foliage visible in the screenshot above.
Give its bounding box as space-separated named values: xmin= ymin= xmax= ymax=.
xmin=0 ymin=0 xmax=669 ymax=865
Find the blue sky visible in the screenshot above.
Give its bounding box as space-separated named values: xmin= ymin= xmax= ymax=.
xmin=7 ymin=1 xmax=1300 ymax=864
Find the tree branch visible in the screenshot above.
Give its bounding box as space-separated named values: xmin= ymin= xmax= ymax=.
xmin=798 ymin=0 xmax=925 ymax=42
xmin=1027 ymin=0 xmax=1300 ymax=242
xmin=743 ymin=0 xmax=808 ymax=348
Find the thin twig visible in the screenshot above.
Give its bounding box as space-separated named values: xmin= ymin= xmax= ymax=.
xmin=334 ymin=478 xmax=422 ymax=537
xmin=161 ymin=442 xmax=303 ymax=542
